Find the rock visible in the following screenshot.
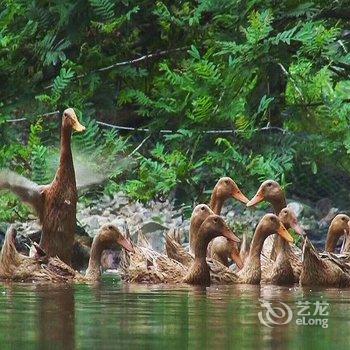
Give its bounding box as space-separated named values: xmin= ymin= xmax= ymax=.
xmin=141 ymin=221 xmax=168 ymax=234
xmin=315 ymin=198 xmax=332 ymax=217
xmin=112 ymin=192 xmax=129 ymax=210
xmin=144 ymin=230 xmax=165 ymax=252
xmin=90 ymin=207 xmax=103 ymax=215
xmin=287 ymin=202 xmax=303 ymax=217
xmin=300 ymin=216 xmax=318 ymax=232
xmin=102 ymin=210 xmax=111 ymax=217
xmin=81 ymin=215 xmax=100 ymax=230
xmin=111 ymin=217 xmax=127 ymax=231
xmin=319 ymin=207 xmax=339 ymax=228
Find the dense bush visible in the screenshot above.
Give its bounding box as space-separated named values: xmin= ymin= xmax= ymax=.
xmin=1 ymin=0 xmax=350 ymax=221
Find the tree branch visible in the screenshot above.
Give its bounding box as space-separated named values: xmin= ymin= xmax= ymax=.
xmin=44 ymin=47 xmax=188 ymax=90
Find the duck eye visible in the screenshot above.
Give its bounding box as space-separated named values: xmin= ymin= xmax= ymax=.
xmin=201 ymin=206 xmax=205 ymax=211
xmin=225 ymin=180 xmax=229 ymax=184
xmin=267 ymin=183 xmax=272 ymax=187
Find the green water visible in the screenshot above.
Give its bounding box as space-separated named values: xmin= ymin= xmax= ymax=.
xmin=0 ymin=274 xmax=349 ymax=350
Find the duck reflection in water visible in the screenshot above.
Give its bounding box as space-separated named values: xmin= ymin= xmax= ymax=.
xmin=37 ymin=284 xmax=75 ymax=350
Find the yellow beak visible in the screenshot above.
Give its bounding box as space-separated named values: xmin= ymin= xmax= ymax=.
xmin=73 ymin=120 xmax=86 ymax=132
xmin=277 ymin=223 xmax=294 ymax=243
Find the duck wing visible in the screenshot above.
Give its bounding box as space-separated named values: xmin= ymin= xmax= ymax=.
xmin=207 ymin=258 xmax=238 ymax=284
xmin=0 ymin=170 xmax=47 ymax=218
xmin=121 ymin=245 xmax=185 ymax=283
xmin=165 ymin=229 xmax=193 ymax=267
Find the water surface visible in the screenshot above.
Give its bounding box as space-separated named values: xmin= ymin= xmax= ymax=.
xmin=0 ymin=275 xmax=349 ymax=349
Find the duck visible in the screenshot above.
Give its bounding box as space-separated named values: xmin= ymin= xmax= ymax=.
xmin=300 ymin=237 xmax=350 ymax=287
xmin=209 ymin=214 xmax=293 ymax=285
xmin=261 ymin=207 xmax=305 ymax=285
xmin=0 ymin=108 xmax=85 ymax=266
xmin=324 ymin=214 xmax=350 ymax=253
xmin=165 ymin=204 xmax=214 ymax=266
xmin=122 ymin=214 xmax=240 ymax=286
xmin=166 ymin=177 xmax=247 ymax=268
xmin=341 ymin=219 xmax=350 ymax=253
xmin=247 ymin=180 xmax=303 ymax=284
xmin=209 ymin=177 xmax=249 ymax=215
xmin=0 ymin=224 xmax=134 ymax=283
xmin=298 ymin=214 xmax=350 ymax=287
xmin=208 ymin=177 xmax=248 ymax=268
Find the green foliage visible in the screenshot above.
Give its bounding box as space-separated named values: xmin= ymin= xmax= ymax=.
xmin=89 ymin=0 xmax=115 ymax=20
xmin=1 ymin=0 xmax=350 ymax=217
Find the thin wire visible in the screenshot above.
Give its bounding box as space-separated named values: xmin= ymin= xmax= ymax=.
xmin=6 ymin=110 xmax=60 ymax=123
xmin=4 ymin=110 xmax=289 ymax=134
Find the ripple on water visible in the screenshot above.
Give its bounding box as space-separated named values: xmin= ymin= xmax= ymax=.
xmin=0 ymin=278 xmax=350 ymax=349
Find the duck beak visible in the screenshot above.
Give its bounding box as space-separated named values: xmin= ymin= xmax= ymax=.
xmin=73 ymin=120 xmax=86 ymax=132
xmin=230 ymin=242 xmax=244 ymax=269
xmin=117 ymin=236 xmax=135 ymax=253
xmin=222 ymin=225 xmax=240 ymax=243
xmin=290 ymin=221 xmax=306 ymax=237
xmin=232 ymin=189 xmax=249 ymax=204
xmin=247 ymin=190 xmax=264 ymax=207
xmin=277 ymin=223 xmax=294 ymax=243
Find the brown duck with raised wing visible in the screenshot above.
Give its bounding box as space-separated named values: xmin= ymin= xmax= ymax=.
xmin=0 ymin=224 xmax=134 ymax=283
xmin=0 ymin=108 xmax=85 ymax=266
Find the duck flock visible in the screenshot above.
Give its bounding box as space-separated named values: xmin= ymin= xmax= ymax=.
xmin=0 ymin=108 xmax=350 ymax=287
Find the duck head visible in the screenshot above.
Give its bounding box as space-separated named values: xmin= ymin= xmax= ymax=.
xmin=96 ymin=224 xmax=134 ymax=253
xmin=199 ymin=215 xmax=240 ymax=243
xmin=325 ymin=214 xmax=350 ymax=252
xmin=247 ymin=180 xmax=284 ymax=207
xmin=62 ymin=108 xmax=86 ymax=132
xmin=256 ymin=214 xmax=294 ymax=243
xmin=190 ymin=204 xmax=214 ymax=230
xmin=329 ymin=214 xmax=350 ymax=237
xmin=279 ymin=207 xmax=306 ymax=237
xmin=212 ymin=177 xmax=249 ymax=205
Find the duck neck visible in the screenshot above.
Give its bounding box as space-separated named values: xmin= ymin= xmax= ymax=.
xmin=189 ymin=222 xmax=198 ymax=255
xmin=325 ymin=230 xmax=340 ymax=253
xmin=193 ymin=228 xmax=213 ymax=263
xmin=247 ymin=229 xmax=266 ymax=262
xmin=85 ymin=237 xmax=103 ymax=280
xmin=209 ymin=190 xmax=224 ymax=215
xmin=270 ymin=196 xmax=287 ymax=259
xmin=54 ymin=124 xmax=75 ymax=185
xmin=271 ymin=196 xmax=287 ymax=216
xmin=185 ymin=230 xmax=212 ymax=285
